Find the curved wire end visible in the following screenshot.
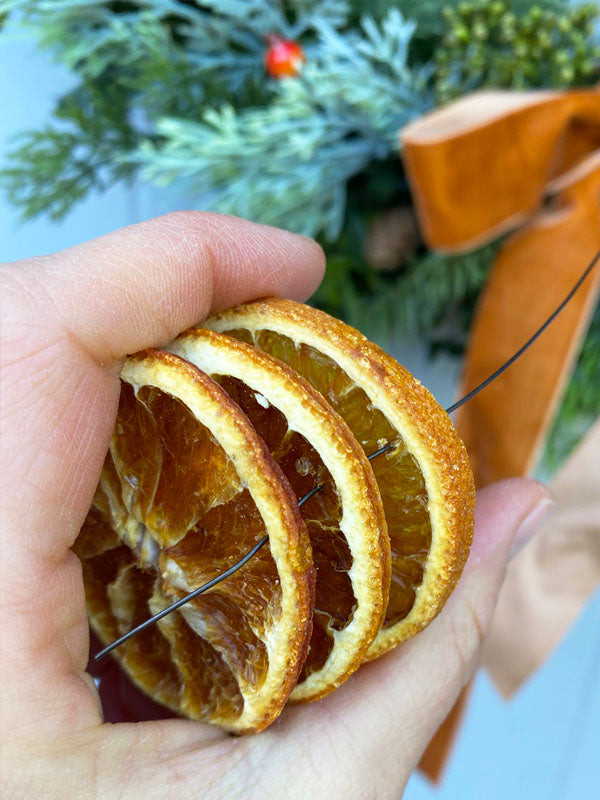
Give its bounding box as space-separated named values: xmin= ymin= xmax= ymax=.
xmin=445 ymin=247 xmax=600 ymax=415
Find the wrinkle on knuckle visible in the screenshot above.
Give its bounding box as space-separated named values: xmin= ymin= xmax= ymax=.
xmin=1 ymin=336 xmax=64 ymax=378
xmin=448 ymin=594 xmax=487 ymax=681
xmin=1 ymin=262 xmax=105 ymax=380
xmin=152 ymin=210 xmax=204 ymax=235
xmin=1 ymin=289 xmax=64 ymax=372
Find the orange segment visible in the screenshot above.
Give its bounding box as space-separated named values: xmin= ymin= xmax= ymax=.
xmin=73 ymin=349 xmax=314 ymax=732
xmin=205 ymin=299 xmax=475 ymax=658
xmin=168 ymin=329 xmax=390 ymax=702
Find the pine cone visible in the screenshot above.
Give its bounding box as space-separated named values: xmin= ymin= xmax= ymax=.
xmin=363 ymin=207 xmax=420 ymax=272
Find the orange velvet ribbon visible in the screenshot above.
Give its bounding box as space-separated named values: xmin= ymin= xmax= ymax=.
xmin=402 ymin=89 xmax=600 ymax=487
xmin=401 ymin=88 xmax=600 ymax=783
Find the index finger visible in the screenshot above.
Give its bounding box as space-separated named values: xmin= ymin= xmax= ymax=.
xmin=4 ymin=211 xmax=325 ymax=364
xmin=1 ymin=210 xmax=325 ymax=555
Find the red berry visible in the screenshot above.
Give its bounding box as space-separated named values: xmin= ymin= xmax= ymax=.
xmin=264 ymin=35 xmax=305 ymax=79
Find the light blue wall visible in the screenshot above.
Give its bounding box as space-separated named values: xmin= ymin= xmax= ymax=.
xmin=2 ymin=23 xmax=599 ymax=800
xmin=0 ymin=32 xmax=142 ymax=261
xmin=406 ymin=590 xmax=600 ymax=800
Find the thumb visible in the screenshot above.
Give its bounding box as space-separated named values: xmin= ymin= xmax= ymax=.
xmin=273 ymin=478 xmax=555 ymax=796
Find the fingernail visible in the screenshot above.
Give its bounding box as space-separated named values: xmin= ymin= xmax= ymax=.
xmin=510 ymin=495 xmax=555 ymax=558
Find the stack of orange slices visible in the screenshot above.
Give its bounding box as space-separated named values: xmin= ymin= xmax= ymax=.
xmin=74 ymin=299 xmax=474 ymax=733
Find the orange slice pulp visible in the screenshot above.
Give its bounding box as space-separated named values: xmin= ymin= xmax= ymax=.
xmin=205 ymin=299 xmax=475 ymax=658
xmin=74 ymin=349 xmax=314 ymax=732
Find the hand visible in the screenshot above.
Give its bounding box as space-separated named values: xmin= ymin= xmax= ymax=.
xmin=0 ymin=213 xmax=553 ymax=798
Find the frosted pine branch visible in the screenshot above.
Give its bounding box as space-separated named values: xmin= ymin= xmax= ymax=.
xmin=131 ymin=10 xmax=432 ymax=239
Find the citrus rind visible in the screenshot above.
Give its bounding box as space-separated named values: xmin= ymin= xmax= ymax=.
xmin=205 ymin=299 xmax=475 ymax=659
xmin=168 ymin=328 xmax=390 ymax=701
xmin=76 ymin=349 xmax=315 ymax=732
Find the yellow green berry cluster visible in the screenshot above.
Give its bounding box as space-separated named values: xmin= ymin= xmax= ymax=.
xmin=436 ymin=1 xmax=600 ymax=102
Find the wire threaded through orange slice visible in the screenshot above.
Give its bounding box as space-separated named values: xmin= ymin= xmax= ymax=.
xmin=74 ymin=349 xmax=315 ymax=733
xmin=168 ymin=328 xmax=390 ymax=702
xmin=77 ymin=300 xmax=475 ymax=731
xmin=205 ymin=299 xmax=475 ymax=659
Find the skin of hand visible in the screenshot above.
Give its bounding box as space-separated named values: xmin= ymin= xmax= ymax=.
xmin=0 ymin=212 xmax=554 ymax=799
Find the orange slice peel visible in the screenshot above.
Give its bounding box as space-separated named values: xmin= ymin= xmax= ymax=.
xmin=75 ymin=349 xmax=315 ymax=733
xmin=76 ymin=300 xmax=475 ymax=731
xmin=205 ymin=299 xmax=475 ymax=658
xmin=168 ymin=327 xmax=390 ymax=701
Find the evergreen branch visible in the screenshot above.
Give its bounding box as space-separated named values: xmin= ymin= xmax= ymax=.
xmin=0 ymin=80 xmax=136 ymax=220
xmin=539 ymin=302 xmax=600 ymax=476
xmin=4 ymin=1 xmax=354 ymax=95
xmin=0 ymin=1 xmax=364 ymax=222
xmin=316 ymin=242 xmax=500 ymax=345
xmin=1 ymin=129 xmax=104 ymax=221
xmin=130 ymin=10 xmax=432 ymax=239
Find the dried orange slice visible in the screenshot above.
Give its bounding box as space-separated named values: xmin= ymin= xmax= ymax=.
xmin=73 ymin=349 xmax=315 ymax=732
xmin=205 ymin=299 xmax=475 ymax=659
xmin=168 ymin=328 xmax=390 ymax=702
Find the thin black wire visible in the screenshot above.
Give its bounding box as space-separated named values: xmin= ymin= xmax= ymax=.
xmin=95 ymin=442 xmax=399 ymax=661
xmin=94 ymin=534 xmax=270 ymax=661
xmin=366 ymin=441 xmax=397 ymax=459
xmin=95 ymin=481 xmax=327 ymax=661
xmin=445 ymin=248 xmax=600 ymax=415
xmin=95 ymin=248 xmax=599 ymax=661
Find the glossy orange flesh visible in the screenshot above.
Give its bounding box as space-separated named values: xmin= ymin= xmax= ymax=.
xmin=74 ymin=381 xmax=288 ymax=722
xmin=210 ymin=374 xmax=353 ymax=680
xmin=225 ymin=328 xmax=431 ymax=627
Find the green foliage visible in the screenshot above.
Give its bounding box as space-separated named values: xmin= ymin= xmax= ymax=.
xmin=0 ymin=7 xmax=208 ymax=219
xmin=539 ymin=303 xmax=600 ymax=476
xmin=1 ymin=0 xmax=599 ymax=469
xmin=1 ymin=80 xmax=137 ymax=219
xmin=1 ymin=3 xmax=429 ymax=233
xmin=0 ymin=0 xmax=356 ymax=220
xmin=129 ymin=10 xmax=431 ymax=239
xmin=435 ymin=0 xmax=600 ymax=101
xmin=313 ymin=232 xmax=500 ymax=349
